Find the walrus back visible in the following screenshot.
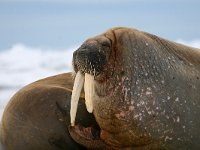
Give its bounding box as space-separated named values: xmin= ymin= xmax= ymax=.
xmin=143 ymin=31 xmax=200 ymax=66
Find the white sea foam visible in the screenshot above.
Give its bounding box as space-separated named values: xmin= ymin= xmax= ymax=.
xmin=0 ymin=40 xmax=200 ymax=120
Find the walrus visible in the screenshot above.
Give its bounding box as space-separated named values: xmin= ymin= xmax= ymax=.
xmin=70 ymin=27 xmax=200 ymax=149
xmin=0 ymin=73 xmax=100 ymax=150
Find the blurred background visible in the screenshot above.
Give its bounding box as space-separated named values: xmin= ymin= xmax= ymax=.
xmin=0 ymin=0 xmax=200 ymax=119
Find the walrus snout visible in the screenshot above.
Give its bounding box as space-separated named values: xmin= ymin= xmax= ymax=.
xmin=73 ymin=43 xmax=107 ymax=76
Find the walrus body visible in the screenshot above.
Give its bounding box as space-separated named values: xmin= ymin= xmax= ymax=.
xmin=71 ymin=27 xmax=200 ymax=149
xmin=0 ymin=73 xmax=99 ymax=150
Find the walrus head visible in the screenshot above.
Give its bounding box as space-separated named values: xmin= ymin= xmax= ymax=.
xmin=70 ymin=29 xmax=120 ymax=126
xmin=70 ymin=27 xmax=161 ymax=148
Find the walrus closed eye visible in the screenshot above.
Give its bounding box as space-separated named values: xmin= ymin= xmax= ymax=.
xmin=70 ymin=27 xmax=200 ymax=149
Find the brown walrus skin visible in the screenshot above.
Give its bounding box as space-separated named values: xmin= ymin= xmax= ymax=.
xmin=71 ymin=27 xmax=200 ymax=149
xmin=0 ymin=73 xmax=100 ymax=150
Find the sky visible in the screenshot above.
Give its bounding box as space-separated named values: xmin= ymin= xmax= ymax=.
xmin=0 ymin=0 xmax=200 ymax=50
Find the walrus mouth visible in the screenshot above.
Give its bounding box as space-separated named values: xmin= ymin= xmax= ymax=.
xmin=68 ymin=125 xmax=107 ymax=149
xmin=70 ymin=40 xmax=111 ymax=126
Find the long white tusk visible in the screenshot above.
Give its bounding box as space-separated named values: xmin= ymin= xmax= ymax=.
xmin=84 ymin=73 xmax=94 ymax=113
xmin=70 ymin=71 xmax=84 ymax=126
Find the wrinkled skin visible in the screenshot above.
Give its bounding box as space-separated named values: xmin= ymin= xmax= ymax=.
xmin=0 ymin=73 xmax=99 ymax=150
xmin=71 ymin=27 xmax=200 ymax=149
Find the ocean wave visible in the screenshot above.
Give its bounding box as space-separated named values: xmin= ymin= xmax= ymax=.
xmin=0 ymin=43 xmax=77 ymax=87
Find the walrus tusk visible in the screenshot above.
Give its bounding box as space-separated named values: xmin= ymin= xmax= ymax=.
xmin=84 ymin=73 xmax=94 ymax=113
xmin=70 ymin=71 xmax=84 ymax=126
xmin=70 ymin=71 xmax=94 ymax=126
